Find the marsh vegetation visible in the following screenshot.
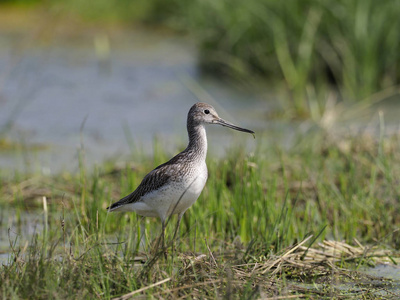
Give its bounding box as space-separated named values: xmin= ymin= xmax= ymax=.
xmin=1 ymin=0 xmax=400 ymax=298
xmin=49 ymin=0 xmax=400 ymax=117
xmin=2 ymin=131 xmax=400 ymax=298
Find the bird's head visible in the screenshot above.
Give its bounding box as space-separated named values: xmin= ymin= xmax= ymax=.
xmin=188 ymin=102 xmax=255 ymax=136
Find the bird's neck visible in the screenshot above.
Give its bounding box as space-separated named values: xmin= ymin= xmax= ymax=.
xmin=186 ymin=123 xmax=208 ymax=161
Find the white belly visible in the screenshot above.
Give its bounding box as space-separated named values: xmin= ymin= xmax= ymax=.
xmin=121 ymin=163 xmax=208 ymax=221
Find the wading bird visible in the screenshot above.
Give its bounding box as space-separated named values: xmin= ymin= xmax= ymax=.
xmin=107 ymin=102 xmax=254 ymax=252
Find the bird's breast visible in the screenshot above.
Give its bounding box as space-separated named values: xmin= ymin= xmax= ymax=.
xmin=185 ymin=163 xmax=208 ymax=196
xmin=167 ymin=161 xmax=208 ymax=215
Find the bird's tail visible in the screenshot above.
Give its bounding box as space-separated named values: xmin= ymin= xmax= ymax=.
xmin=106 ymin=201 xmax=123 ymax=212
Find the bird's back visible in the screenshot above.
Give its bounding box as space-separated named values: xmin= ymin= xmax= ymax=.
xmin=107 ymin=149 xmax=207 ymax=212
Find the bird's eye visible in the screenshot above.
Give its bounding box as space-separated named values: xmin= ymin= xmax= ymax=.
xmin=204 ymin=109 xmax=210 ymax=114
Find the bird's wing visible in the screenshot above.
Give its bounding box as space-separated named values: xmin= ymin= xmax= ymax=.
xmin=107 ymin=153 xmax=186 ymax=211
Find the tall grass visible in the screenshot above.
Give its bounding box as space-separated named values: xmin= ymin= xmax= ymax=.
xmin=3 ymin=133 xmax=400 ymax=247
xmin=1 ymin=132 xmax=400 ymax=297
xmin=172 ymin=0 xmax=400 ymax=116
xmin=3 ymin=0 xmax=399 ymax=117
xmin=40 ymin=0 xmax=400 ymax=117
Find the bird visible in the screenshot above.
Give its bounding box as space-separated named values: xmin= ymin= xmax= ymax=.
xmin=107 ymin=102 xmax=254 ymax=252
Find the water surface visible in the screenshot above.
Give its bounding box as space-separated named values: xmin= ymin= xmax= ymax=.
xmin=0 ymin=28 xmax=269 ymax=174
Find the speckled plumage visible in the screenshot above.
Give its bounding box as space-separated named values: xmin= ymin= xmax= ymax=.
xmin=107 ymin=102 xmax=254 ymax=250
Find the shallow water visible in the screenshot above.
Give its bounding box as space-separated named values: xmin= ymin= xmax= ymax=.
xmin=346 ymin=264 xmax=400 ymax=297
xmin=294 ymin=264 xmax=400 ymax=297
xmin=1 ymin=26 xmax=399 ymax=175
xmin=0 ymin=205 xmax=46 ymax=264
xmin=364 ymin=264 xmax=400 ymax=280
xmin=0 ymin=28 xmax=271 ymax=174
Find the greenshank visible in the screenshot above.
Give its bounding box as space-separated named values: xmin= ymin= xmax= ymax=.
xmin=107 ymin=102 xmax=254 ymax=250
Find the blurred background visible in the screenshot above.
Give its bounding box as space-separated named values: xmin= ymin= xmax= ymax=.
xmin=1 ymin=0 xmax=399 ymax=174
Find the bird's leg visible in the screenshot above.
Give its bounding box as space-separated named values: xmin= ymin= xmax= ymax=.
xmin=138 ymin=217 xmax=146 ymax=250
xmin=172 ymin=212 xmax=184 ymax=253
xmin=161 ymin=219 xmax=167 ymax=259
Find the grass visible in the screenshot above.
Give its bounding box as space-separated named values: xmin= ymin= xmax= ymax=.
xmin=44 ymin=0 xmax=400 ymax=117
xmin=2 ymin=0 xmax=400 ymax=118
xmin=1 ymin=1 xmax=400 ymax=297
xmin=1 ymin=131 xmax=400 ymax=298
xmin=3 ymin=0 xmax=400 ymax=119
xmin=171 ymin=0 xmax=400 ymax=117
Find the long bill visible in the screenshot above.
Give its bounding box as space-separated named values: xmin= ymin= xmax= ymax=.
xmin=214 ymin=118 xmax=255 ymax=138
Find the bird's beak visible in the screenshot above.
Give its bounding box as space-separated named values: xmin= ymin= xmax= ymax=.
xmin=214 ymin=118 xmax=255 ymax=137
